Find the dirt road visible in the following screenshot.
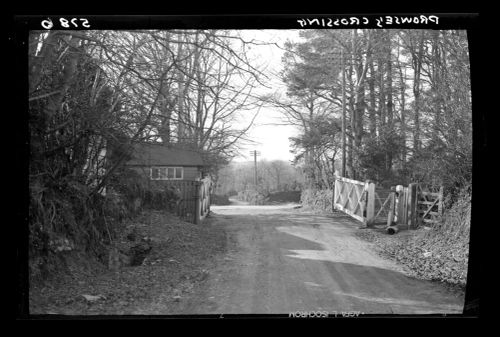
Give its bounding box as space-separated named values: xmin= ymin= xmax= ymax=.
xmin=175 ymin=204 xmax=465 ymax=315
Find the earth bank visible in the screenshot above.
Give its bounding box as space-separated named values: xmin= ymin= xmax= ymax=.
xmin=29 ymin=210 xmax=227 ymax=315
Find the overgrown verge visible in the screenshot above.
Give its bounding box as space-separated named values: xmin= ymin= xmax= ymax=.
xmin=300 ymin=188 xmax=333 ymax=213
xmin=29 ymin=176 xmax=119 ymax=285
xmin=29 ymin=210 xmax=227 ymax=315
xmin=28 ymin=167 xmax=180 ymax=288
xmin=355 ymin=187 xmax=471 ymax=295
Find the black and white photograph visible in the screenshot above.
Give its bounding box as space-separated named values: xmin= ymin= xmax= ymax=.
xmin=14 ymin=13 xmax=480 ymax=318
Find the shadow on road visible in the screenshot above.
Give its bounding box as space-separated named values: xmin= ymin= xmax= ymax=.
xmin=179 ymin=209 xmax=465 ymax=315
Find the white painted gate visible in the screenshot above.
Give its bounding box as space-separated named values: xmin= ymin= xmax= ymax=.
xmin=333 ymin=177 xmax=373 ymax=223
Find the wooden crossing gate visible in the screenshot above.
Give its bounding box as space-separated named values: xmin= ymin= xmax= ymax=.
xmin=333 ymin=177 xmax=370 ymax=222
xmin=333 ymin=176 xmax=443 ymax=229
xmin=370 ymin=188 xmax=393 ymax=224
xmin=417 ymin=185 xmax=444 ymax=225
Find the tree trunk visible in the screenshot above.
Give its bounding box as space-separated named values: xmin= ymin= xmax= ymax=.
xmin=176 ymin=40 xmax=186 ymax=144
xmin=432 ymin=30 xmax=441 ymax=144
xmin=412 ymin=31 xmax=425 ymax=154
xmin=347 ymin=34 xmax=356 ymax=179
xmin=355 ymin=57 xmax=365 ymax=153
xmin=368 ymin=56 xmax=377 ymax=138
xmin=341 ymin=46 xmax=347 ymax=177
xmin=378 ymin=56 xmax=386 ymax=132
xmin=159 ymin=32 xmax=172 ymax=144
xmin=397 ymin=40 xmax=407 ymax=168
xmin=385 ymin=31 xmax=393 ymax=173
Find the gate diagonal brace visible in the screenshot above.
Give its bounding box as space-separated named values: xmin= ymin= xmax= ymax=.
xmin=421 ymin=198 xmax=439 ymax=219
xmin=374 ymin=194 xmax=391 ymax=220
xmin=351 ymin=186 xmax=365 ymax=215
xmin=337 ymin=181 xmax=346 ymax=206
xmin=343 ymin=183 xmax=355 ymax=209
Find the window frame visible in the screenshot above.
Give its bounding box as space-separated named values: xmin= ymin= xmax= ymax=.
xmin=150 ymin=166 xmax=184 ymax=180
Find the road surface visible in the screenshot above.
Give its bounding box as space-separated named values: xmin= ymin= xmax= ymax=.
xmin=178 ymin=203 xmax=464 ymax=315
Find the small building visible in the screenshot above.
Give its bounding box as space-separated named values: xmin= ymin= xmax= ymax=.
xmin=125 ymin=142 xmax=206 ymax=181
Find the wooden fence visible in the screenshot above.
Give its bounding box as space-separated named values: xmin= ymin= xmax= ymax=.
xmin=163 ymin=178 xmax=211 ymax=224
xmin=333 ymin=176 xmax=443 ymax=229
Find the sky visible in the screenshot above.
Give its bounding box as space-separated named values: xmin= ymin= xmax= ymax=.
xmin=229 ymin=30 xmax=302 ymax=163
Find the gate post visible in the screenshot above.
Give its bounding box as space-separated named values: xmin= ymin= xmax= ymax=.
xmin=194 ymin=181 xmax=201 ymax=225
xmin=365 ymin=181 xmax=375 ymax=227
xmin=333 ymin=179 xmax=339 ymax=211
xmin=395 ymin=185 xmax=406 ymax=228
xmin=438 ymin=186 xmax=444 ymax=217
xmin=331 ymin=178 xmax=336 ymax=212
xmin=403 ymin=186 xmax=409 ymax=225
xmin=387 ymin=187 xmax=397 ymax=227
xmin=408 ymin=183 xmax=418 ymax=229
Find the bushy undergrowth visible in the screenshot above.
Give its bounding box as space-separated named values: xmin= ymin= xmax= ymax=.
xmin=358 ymin=186 xmax=471 ymax=290
xmin=300 ymin=188 xmax=333 ymax=212
xmin=237 ymin=189 xmax=267 ymax=205
xmin=406 ymin=186 xmax=471 ymax=287
xmin=107 ymin=168 xmax=178 ymax=212
xmin=235 ymin=190 xmax=301 ymax=205
xmin=211 ymin=194 xmax=231 ymax=205
xmin=29 ymin=168 xmax=181 ymax=284
xmin=29 ymin=176 xmax=118 ymax=283
xmin=435 ymin=185 xmax=471 ymax=241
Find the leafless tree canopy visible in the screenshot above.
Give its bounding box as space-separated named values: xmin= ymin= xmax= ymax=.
xmin=29 ymin=30 xmax=268 ymax=189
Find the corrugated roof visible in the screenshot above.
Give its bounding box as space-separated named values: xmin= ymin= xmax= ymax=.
xmin=126 ymin=142 xmax=205 ymax=167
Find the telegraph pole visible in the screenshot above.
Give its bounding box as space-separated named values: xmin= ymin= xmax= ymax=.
xmin=249 ymin=150 xmax=261 ymax=186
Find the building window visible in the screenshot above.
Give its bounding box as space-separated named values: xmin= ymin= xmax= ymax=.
xmin=151 ymin=167 xmax=183 ymax=180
